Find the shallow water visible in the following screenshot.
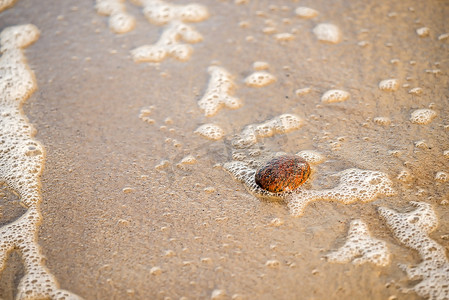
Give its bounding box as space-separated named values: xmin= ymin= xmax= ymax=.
xmin=0 ymin=0 xmax=448 ymax=299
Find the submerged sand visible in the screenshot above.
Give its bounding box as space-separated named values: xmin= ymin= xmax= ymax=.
xmin=0 ymin=0 xmax=448 ymax=299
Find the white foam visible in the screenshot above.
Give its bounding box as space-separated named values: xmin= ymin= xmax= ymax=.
xmin=252 ymin=61 xmax=269 ymax=71
xmin=0 ymin=24 xmax=81 ymax=299
xmin=295 ymin=7 xmax=318 ymax=19
xmin=95 ymin=0 xmax=136 ymax=33
xmin=295 ymin=150 xmax=325 ymax=165
xmin=139 ymin=106 xmax=155 ymax=124
xmin=326 ymin=219 xmax=390 ymax=266
xmin=379 ymin=202 xmax=449 ymax=300
xmin=438 ymin=33 xmax=449 ymax=41
xmin=274 ymin=33 xmax=294 ymax=42
xmin=397 ymin=170 xmax=412 ymax=182
xmin=131 ymin=21 xmax=202 ymax=63
xmin=443 ymin=150 xmax=449 ymax=158
xmin=0 ymin=0 xmax=16 ymax=12
xmin=287 ymin=169 xmax=396 ymax=216
xmin=179 ymin=155 xmax=197 ymax=165
xmin=378 ymin=79 xmax=399 ymax=91
xmin=194 ymin=124 xmax=224 ymax=140
xmin=197 ymin=66 xmax=242 ymax=117
xmin=295 ymin=87 xmax=311 ymax=96
xmin=435 ymin=171 xmax=448 ymax=183
xmin=313 ymin=23 xmax=342 ymax=44
xmin=244 ymin=71 xmax=276 ymax=87
xmin=373 ymin=117 xmax=391 ymax=126
xmin=410 ymin=109 xmax=436 ymax=125
xmin=232 ymin=114 xmax=303 ymax=149
xmin=416 ymin=27 xmax=430 ymax=37
xmin=408 ymin=87 xmax=423 ymax=95
xmin=133 ymin=0 xmax=209 ymax=25
xmin=224 ymin=162 xmax=396 ymax=217
xmin=321 ymin=89 xmax=350 ymax=103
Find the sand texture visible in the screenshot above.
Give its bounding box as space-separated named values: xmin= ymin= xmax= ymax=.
xmin=0 ymin=0 xmax=448 ymax=299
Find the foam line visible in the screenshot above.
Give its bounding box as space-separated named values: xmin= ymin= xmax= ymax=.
xmin=0 ymin=24 xmax=81 ymax=299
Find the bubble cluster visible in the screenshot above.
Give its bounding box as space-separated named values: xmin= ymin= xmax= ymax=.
xmin=244 ymin=71 xmax=276 ymax=87
xmin=138 ymin=106 xmax=155 ymax=124
xmin=435 ymin=171 xmax=448 ymax=183
xmin=194 ymin=124 xmax=224 ymax=141
xmin=0 ymin=24 xmax=81 ymax=299
xmin=295 ymin=87 xmax=311 ymax=96
xmin=223 ymin=160 xmax=284 ymax=200
xmin=373 ymin=117 xmax=391 ymax=126
xmin=232 ymin=114 xmax=303 ymax=149
xmin=113 ymin=0 xmax=210 ymax=63
xmin=287 ymin=169 xmax=396 ymax=216
xmin=408 ymin=87 xmax=423 ymax=96
xmin=313 ymin=23 xmax=342 ymax=44
xmin=95 ymin=0 xmax=136 ymax=33
xmin=326 ymin=219 xmax=390 ymax=266
xmin=197 ymin=66 xmax=242 ymax=117
xmin=274 ymin=33 xmax=294 ymax=42
xmin=295 ymin=7 xmax=318 ymax=19
xmin=379 ymin=202 xmax=449 ymax=300
xmin=378 ymin=79 xmax=399 ymax=92
xmin=0 ymin=0 xmax=17 ymax=12
xmin=321 ymin=89 xmax=350 ymax=103
xmin=295 ymin=150 xmax=325 ymax=165
xmin=252 ymin=61 xmax=269 ymax=71
xmin=416 ymin=27 xmax=430 ymax=37
xmin=410 ymin=108 xmax=437 ymax=125
xmin=133 ymin=0 xmax=209 ymax=25
xmin=131 ymin=21 xmax=203 ymax=63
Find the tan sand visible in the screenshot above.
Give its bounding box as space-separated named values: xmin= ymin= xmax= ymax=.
xmin=0 ymin=0 xmax=448 ymax=299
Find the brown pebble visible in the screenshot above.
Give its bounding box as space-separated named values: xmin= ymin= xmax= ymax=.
xmin=255 ymin=155 xmax=310 ymax=193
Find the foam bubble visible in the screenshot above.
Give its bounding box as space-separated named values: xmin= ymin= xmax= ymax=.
xmin=287 ymin=169 xmax=396 ymax=216
xmin=295 ymin=87 xmax=311 ymax=96
xmin=134 ymin=0 xmax=209 ymax=25
xmin=211 ymin=289 xmax=227 ymax=300
xmin=252 ymin=61 xmax=269 ymax=70
xmin=321 ymin=89 xmax=350 ymax=103
xmin=295 ymin=150 xmax=325 ymax=165
xmin=197 ymin=66 xmax=242 ymax=117
xmin=408 ymin=87 xmax=423 ymax=95
xmin=295 ymin=7 xmax=318 ymax=19
xmin=326 ymin=219 xmax=390 ymax=266
xmin=131 ymin=21 xmax=202 ymax=63
xmin=274 ymin=33 xmax=294 ymax=42
xmin=0 ymin=24 xmax=81 ymax=299
xmin=224 ymin=162 xmax=395 ymax=217
xmin=194 ymin=124 xmax=224 ymax=140
xmin=416 ymin=27 xmax=430 ymax=37
xmin=179 ymin=155 xmax=197 ymax=165
xmin=435 ymin=171 xmax=448 ymax=183
xmin=378 ymin=202 xmax=449 ymax=300
xmin=443 ymin=150 xmax=449 ymax=158
xmin=378 ymin=79 xmax=399 ymax=91
xmin=265 ymin=260 xmax=280 ymax=268
xmin=232 ymin=114 xmax=303 ymax=149
xmin=410 ymin=109 xmax=436 ymax=125
xmin=438 ymin=33 xmax=449 ymax=41
xmin=313 ymin=23 xmax=342 ymax=44
xmin=95 ymin=0 xmax=136 ymax=33
xmin=0 ymin=0 xmax=16 ymax=12
xmin=139 ymin=106 xmax=155 ymax=124
xmin=397 ymin=170 xmax=412 ymax=182
xmin=373 ymin=117 xmax=391 ymax=126
xmin=244 ymin=71 xmax=276 ymax=87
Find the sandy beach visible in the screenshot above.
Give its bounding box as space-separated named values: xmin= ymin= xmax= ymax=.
xmin=0 ymin=0 xmax=448 ymax=299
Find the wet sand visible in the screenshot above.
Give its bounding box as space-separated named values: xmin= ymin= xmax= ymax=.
xmin=0 ymin=0 xmax=448 ymax=299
